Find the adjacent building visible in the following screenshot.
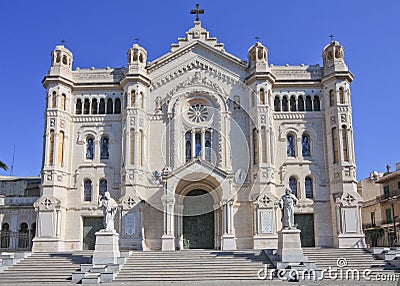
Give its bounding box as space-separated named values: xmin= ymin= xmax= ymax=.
xmin=0 ymin=176 xmax=40 ymax=251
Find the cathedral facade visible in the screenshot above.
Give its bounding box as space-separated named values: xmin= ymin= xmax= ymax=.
xmin=32 ymin=20 xmax=365 ymax=252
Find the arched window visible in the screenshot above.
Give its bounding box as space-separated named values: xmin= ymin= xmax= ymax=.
xmin=130 ymin=129 xmax=135 ymax=165
xmin=106 ymin=98 xmax=113 ymax=114
xmin=305 ymin=177 xmax=314 ymax=199
xmin=298 ymin=96 xmax=304 ymax=111
xmin=99 ymin=99 xmax=105 ymax=114
xmin=49 ymin=130 xmax=55 ymax=165
xmin=205 ymin=131 xmax=212 ymax=162
xmin=1 ymin=223 xmax=10 ymax=249
xmin=274 ymin=96 xmax=281 ymax=111
xmin=99 ymin=179 xmax=107 ymax=197
xmin=124 ymin=93 xmax=127 ymax=109
xmin=131 ymin=90 xmax=136 ymax=107
xmin=329 ymin=90 xmax=335 ymax=107
xmin=185 ymin=132 xmax=192 ymax=162
xmin=114 ymin=98 xmax=121 ymax=114
xmin=290 ymin=96 xmax=296 ymax=111
xmin=260 ymin=89 xmax=265 ymax=105
xmin=289 ymin=177 xmax=298 ymax=197
xmin=139 ymin=92 xmax=144 ymax=109
xmin=287 ymin=134 xmax=295 ymax=157
xmin=51 ymin=91 xmax=57 ymax=108
xmin=253 ymin=128 xmax=258 ymax=165
xmin=76 ymin=99 xmax=82 ymax=114
xmin=302 ymin=134 xmax=311 ymax=157
xmin=58 ymin=131 xmax=64 ymax=167
xmin=305 ymin=96 xmax=312 ymax=111
xmin=332 ymin=127 xmax=338 ymax=163
xmin=138 ymin=130 xmax=143 ymax=166
xmin=100 ymin=136 xmax=109 ymax=159
xmin=83 ymin=99 xmax=90 ymax=114
xmin=342 ymin=125 xmax=349 ymax=162
xmin=84 ymin=179 xmax=92 ymax=201
xmin=61 ymin=94 xmax=66 ymax=110
xmin=18 ymin=222 xmax=29 ymax=249
xmin=339 ymin=88 xmax=345 ymax=104
xmin=195 ymin=133 xmax=201 ymax=157
xmin=86 ymin=137 xmax=94 ymax=160
xmin=313 ymin=96 xmax=320 ymax=111
xmin=91 ymin=98 xmax=98 ymax=114
xmin=261 ymin=127 xmax=267 ymax=163
xmin=282 ymin=96 xmax=288 ymax=111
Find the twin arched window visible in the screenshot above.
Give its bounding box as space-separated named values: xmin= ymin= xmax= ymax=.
xmin=288 ymin=176 xmax=314 ymax=199
xmin=86 ymin=136 xmax=110 ymax=160
xmin=287 ymin=133 xmax=312 ymax=158
xmin=83 ymin=179 xmax=108 ymax=201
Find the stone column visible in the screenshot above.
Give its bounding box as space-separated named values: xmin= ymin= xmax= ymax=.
xmin=221 ymin=200 xmax=236 ymax=250
xmin=161 ymin=195 xmax=175 ymax=251
xmin=191 ymin=129 xmax=196 ymax=159
xmin=201 ymin=128 xmax=206 ymax=160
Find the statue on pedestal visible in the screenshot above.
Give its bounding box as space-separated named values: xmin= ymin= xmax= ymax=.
xmin=98 ymin=191 xmax=118 ymax=231
xmin=279 ymin=187 xmax=298 ymax=229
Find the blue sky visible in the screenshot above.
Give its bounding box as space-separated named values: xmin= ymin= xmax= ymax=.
xmin=0 ymin=0 xmax=399 ymax=179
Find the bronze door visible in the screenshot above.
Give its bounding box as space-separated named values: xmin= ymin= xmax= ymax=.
xmin=83 ymin=217 xmax=103 ymax=250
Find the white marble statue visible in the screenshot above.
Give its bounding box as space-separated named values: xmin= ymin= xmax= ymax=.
xmin=279 ymin=187 xmax=298 ymax=229
xmin=98 ymin=191 xmax=118 ymax=231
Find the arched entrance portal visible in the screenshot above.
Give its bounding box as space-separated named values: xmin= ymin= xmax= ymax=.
xmin=183 ymin=190 xmax=214 ymax=249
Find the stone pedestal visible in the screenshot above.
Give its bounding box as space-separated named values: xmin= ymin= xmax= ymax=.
xmin=221 ymin=234 xmax=237 ymax=250
xmin=92 ymin=230 xmax=120 ymax=265
xmin=161 ymin=234 xmax=175 ymax=251
xmin=277 ymin=228 xmax=307 ymax=263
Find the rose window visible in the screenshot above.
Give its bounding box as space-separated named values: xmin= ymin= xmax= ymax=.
xmin=187 ymin=104 xmax=208 ymax=123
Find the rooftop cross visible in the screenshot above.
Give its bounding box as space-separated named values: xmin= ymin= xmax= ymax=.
xmin=329 ymin=34 xmax=335 ymax=42
xmin=191 ymin=4 xmax=204 ymax=21
xmin=255 ymin=36 xmax=260 ymax=42
xmin=61 ymin=39 xmax=66 ymax=46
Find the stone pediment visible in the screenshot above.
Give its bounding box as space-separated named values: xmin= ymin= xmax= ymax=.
xmin=166 ymin=158 xmax=233 ymax=183
xmin=147 ymin=22 xmax=247 ymax=75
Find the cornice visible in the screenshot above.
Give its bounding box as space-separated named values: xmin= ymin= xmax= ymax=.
xmin=273 ymin=112 xmax=323 ymax=120
xmin=72 ymin=115 xmax=122 ymax=123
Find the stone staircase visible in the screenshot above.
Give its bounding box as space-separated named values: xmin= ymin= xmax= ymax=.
xmin=115 ymin=250 xmax=272 ymax=282
xmin=302 ymin=248 xmax=399 ymax=280
xmin=0 ymin=251 xmax=92 ymax=284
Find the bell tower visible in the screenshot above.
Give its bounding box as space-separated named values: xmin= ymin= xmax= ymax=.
xmin=247 ymin=41 xmax=278 ymax=249
xmin=33 ymin=44 xmax=74 ymax=252
xmin=322 ymin=40 xmax=365 ymax=248
xmin=119 ymin=42 xmax=151 ymax=249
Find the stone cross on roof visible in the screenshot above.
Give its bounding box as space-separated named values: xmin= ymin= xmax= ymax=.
xmin=191 ymin=4 xmax=204 ymax=21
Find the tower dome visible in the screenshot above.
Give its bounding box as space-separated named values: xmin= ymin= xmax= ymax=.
xmin=127 ymin=43 xmax=147 ymax=74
